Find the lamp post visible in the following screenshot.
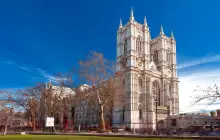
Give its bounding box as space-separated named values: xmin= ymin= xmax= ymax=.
xmin=154 ymin=99 xmax=159 ymax=135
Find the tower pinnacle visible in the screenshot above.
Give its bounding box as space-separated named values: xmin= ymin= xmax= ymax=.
xmin=130 ymin=7 xmax=134 ymax=21
xmin=119 ymin=18 xmax=122 ymax=29
xmin=144 ymin=16 xmax=148 ymax=26
xmin=49 ymin=79 xmax=52 ymax=87
xmin=171 ymin=30 xmax=174 ymax=39
xmin=160 ymin=25 xmax=164 ymax=36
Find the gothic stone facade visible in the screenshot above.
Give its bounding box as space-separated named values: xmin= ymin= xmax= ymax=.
xmin=113 ymin=10 xmax=179 ymax=131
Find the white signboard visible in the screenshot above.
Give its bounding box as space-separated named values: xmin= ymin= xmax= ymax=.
xmin=45 ymin=117 xmax=54 ymax=127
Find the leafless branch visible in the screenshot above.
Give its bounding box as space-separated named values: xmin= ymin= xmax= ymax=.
xmin=191 ymin=82 xmax=220 ymax=107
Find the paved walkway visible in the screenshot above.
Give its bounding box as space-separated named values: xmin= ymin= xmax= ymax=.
xmin=28 ymin=132 xmax=217 ymax=139
xmin=6 ymin=131 xmax=220 ymax=139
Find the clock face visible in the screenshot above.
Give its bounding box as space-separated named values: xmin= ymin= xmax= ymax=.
xmin=137 ymin=61 xmax=143 ymax=68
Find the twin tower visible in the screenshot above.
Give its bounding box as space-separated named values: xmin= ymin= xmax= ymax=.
xmin=113 ymin=9 xmax=179 ymax=131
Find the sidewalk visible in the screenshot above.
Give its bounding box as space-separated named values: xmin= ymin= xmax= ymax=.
xmin=27 ymin=131 xmax=205 ymax=139
xmin=6 ymin=131 xmax=219 ymax=139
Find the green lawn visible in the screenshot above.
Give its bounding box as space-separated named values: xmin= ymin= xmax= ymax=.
xmin=0 ymin=135 xmax=192 ymax=140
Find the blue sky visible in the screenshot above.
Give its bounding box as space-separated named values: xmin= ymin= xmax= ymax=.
xmin=0 ymin=0 xmax=220 ymax=112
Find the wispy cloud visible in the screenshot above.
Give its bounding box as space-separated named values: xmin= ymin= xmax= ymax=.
xmin=0 ymin=59 xmax=32 ymax=72
xmin=0 ymin=59 xmax=69 ymax=84
xmin=36 ymin=68 xmax=70 ymax=83
xmin=178 ymin=54 xmax=220 ymax=69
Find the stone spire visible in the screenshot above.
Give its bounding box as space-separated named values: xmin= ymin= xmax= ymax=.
xmin=130 ymin=7 xmax=134 ymax=21
xmin=160 ymin=25 xmax=164 ymax=36
xmin=48 ymin=79 xmax=52 ymax=88
xmin=119 ymin=18 xmax=122 ymax=29
xmin=144 ymin=16 xmax=148 ymax=26
xmin=170 ymin=30 xmax=174 ymax=40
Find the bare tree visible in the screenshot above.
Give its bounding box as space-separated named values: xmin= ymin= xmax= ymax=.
xmin=40 ymin=81 xmax=78 ymax=130
xmin=1 ymin=83 xmax=76 ymax=132
xmin=191 ymin=83 xmax=220 ymax=106
xmin=1 ymin=85 xmax=43 ymax=131
xmin=0 ymin=102 xmax=14 ymax=135
xmin=77 ymin=51 xmax=125 ymax=132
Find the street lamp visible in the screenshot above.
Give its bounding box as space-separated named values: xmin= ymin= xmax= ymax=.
xmin=154 ymin=99 xmax=159 ymax=135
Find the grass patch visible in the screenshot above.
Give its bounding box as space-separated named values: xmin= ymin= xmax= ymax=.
xmin=0 ymin=135 xmax=192 ymax=140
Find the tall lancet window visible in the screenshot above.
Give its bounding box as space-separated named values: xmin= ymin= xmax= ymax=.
xmin=124 ymin=39 xmax=127 ymax=54
xmin=136 ymin=36 xmax=142 ymax=53
xmin=146 ymin=78 xmax=150 ymax=103
xmin=169 ymin=53 xmax=172 ymax=63
xmin=167 ymin=49 xmax=171 ymax=63
xmin=138 ymin=77 xmax=142 ymax=93
xmin=122 ymin=107 xmax=125 ymax=122
xmin=166 ymin=50 xmax=169 ymax=62
xmin=139 ymin=105 xmax=142 ymax=120
xmin=165 ymin=83 xmax=171 ymax=106
xmin=146 ymin=80 xmax=150 ymax=95
xmin=152 ymin=81 xmax=160 ymax=105
xmin=169 ymin=83 xmax=172 ymax=96
xmin=153 ymin=50 xmax=158 ymax=63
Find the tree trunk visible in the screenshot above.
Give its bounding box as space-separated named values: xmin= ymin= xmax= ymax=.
xmin=31 ymin=115 xmax=36 ymax=131
xmin=33 ymin=116 xmax=36 ymax=131
xmin=2 ymin=117 xmax=8 ymax=136
xmin=99 ymin=104 xmax=106 ymax=132
xmin=3 ymin=126 xmax=7 ymax=136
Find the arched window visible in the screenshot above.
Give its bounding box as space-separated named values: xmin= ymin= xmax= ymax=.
xmin=153 ymin=50 xmax=158 ymax=63
xmin=138 ymin=78 xmax=142 ymax=92
xmin=146 ymin=81 xmax=149 ymax=94
xmin=136 ymin=36 xmax=142 ymax=53
xmin=166 ymin=49 xmax=169 ymax=62
xmin=140 ymin=42 xmax=142 ymax=52
xmin=139 ymin=106 xmax=142 ymax=120
xmin=122 ymin=107 xmax=125 ymax=122
xmin=167 ymin=49 xmax=172 ymax=63
xmin=171 ymin=119 xmax=177 ymax=126
xmin=169 ymin=84 xmax=172 ymax=96
xmin=169 ymin=54 xmax=172 ymax=63
xmin=124 ymin=39 xmax=127 ymax=54
xmin=152 ymin=81 xmax=160 ymax=105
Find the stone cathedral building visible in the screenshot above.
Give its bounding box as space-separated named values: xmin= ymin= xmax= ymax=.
xmin=40 ymin=9 xmax=179 ymax=131
xmin=113 ymin=9 xmax=179 ymax=131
